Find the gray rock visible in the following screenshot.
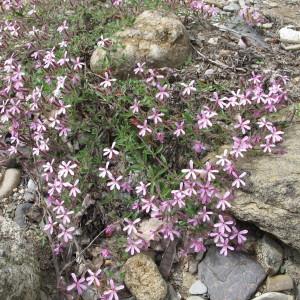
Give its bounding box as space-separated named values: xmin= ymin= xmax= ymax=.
xmin=123 ymin=254 xmax=168 ymax=300
xmin=281 ymin=246 xmax=300 ymax=282
xmin=251 ymin=292 xmax=294 ymax=300
xmin=266 ymin=275 xmax=294 ymax=292
xmin=14 ymin=202 xmax=33 ymax=228
xmin=189 ymin=281 xmax=207 ymax=295
xmin=198 ymin=247 xmax=266 ymax=300
xmin=90 ymin=10 xmax=191 ymax=78
xmin=223 ymin=2 xmax=240 ymax=11
xmin=230 ymin=124 xmax=300 ymax=251
xmin=296 ymin=284 xmax=300 ymax=300
xmin=0 ymin=216 xmax=40 ymax=299
xmin=256 ymin=234 xmax=283 ymax=275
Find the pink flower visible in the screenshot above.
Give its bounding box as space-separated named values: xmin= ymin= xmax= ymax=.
xmin=99 ymin=162 xmax=112 ymax=178
xmin=180 ymin=80 xmax=196 ymax=96
xmin=64 ymin=179 xmax=81 ymax=197
xmin=72 ymin=57 xmax=85 ymax=71
xmin=160 ymin=223 xmax=180 ymax=241
xmin=141 ymin=196 xmax=157 ymax=213
xmin=155 ymin=84 xmax=170 ymax=101
xmin=130 ymin=99 xmax=141 ymax=114
xmin=209 ymin=230 xmax=228 ymax=244
xmin=148 ymin=108 xmax=164 ymax=124
xmin=230 ymin=227 xmax=248 ymax=244
xmin=182 ymin=160 xmax=202 ymax=180
xmin=216 ymin=149 xmax=230 ymax=167
xmin=56 ymin=209 xmax=74 ymax=225
xmin=173 ymin=120 xmax=185 ymax=137
xmin=216 ymin=191 xmax=232 ymax=211
xmin=217 ymin=238 xmax=234 ymax=256
xmin=265 ymin=126 xmax=284 ymax=143
xmin=125 ymin=238 xmax=143 ymax=255
xmin=67 ymin=273 xmax=87 ymax=295
xmin=123 ymin=218 xmax=141 ymax=235
xmin=58 ymin=224 xmax=75 ymax=243
xmin=198 ymin=206 xmax=213 ymax=223
xmin=100 ymin=72 xmax=116 ymax=89
xmin=135 ymin=181 xmax=151 ymax=196
xmin=107 ymin=174 xmax=123 ymax=190
xmin=103 ymin=279 xmax=124 ymax=300
xmin=103 ymin=142 xmax=119 ymax=160
xmin=190 ymin=237 xmax=206 ymax=253
xmin=44 ymin=216 xmax=57 ymax=235
xmin=214 ymin=215 xmax=234 ymax=234
xmin=137 ymin=120 xmax=152 ymax=137
xmin=86 ymin=269 xmax=102 ymax=286
xmin=58 ymin=161 xmax=77 ymax=178
xmin=232 ymin=172 xmax=247 ymax=189
xmin=234 ymin=115 xmax=251 ymax=134
xmin=134 ymin=62 xmax=146 ymax=75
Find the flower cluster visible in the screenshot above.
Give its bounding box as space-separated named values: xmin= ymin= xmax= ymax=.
xmin=189 ymin=0 xmax=219 ymax=17
xmin=239 ymin=5 xmax=267 ymax=26
xmin=98 ymin=62 xmax=288 ymax=258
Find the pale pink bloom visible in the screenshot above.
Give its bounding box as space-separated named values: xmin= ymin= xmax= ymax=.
xmin=134 ymin=62 xmax=146 ymax=75
xmin=141 ymin=196 xmax=157 ymax=213
xmin=53 ymin=200 xmax=65 ymax=214
xmin=216 ymin=191 xmax=232 ymax=211
xmin=190 ymin=237 xmax=206 ymax=253
xmin=100 ymin=72 xmax=116 ymax=89
xmin=180 ymin=80 xmax=196 ymax=96
xmin=130 ymin=99 xmax=141 ymax=114
xmin=135 ymin=181 xmax=150 ymax=196
xmin=137 ymin=120 xmax=152 ymax=137
xmin=155 ymin=84 xmax=170 ymax=101
xmin=57 ymin=20 xmax=68 ymax=33
xmin=58 ymin=224 xmax=75 ymax=243
xmin=265 ymin=126 xmax=284 ymax=143
xmin=234 ymin=115 xmax=251 ymax=134
xmin=125 ymin=238 xmax=143 ymax=255
xmin=232 ymin=172 xmax=247 ymax=189
xmin=58 ymin=161 xmax=77 ymax=178
xmin=210 ymin=92 xmax=226 ymax=109
xmin=257 ymin=117 xmax=273 ymax=131
xmin=44 ymin=216 xmax=57 ymax=235
xmin=148 ymin=108 xmax=164 ymax=124
xmin=72 ymin=57 xmax=85 ymax=71
xmin=203 ymin=162 xmax=219 ymax=182
xmin=103 ymin=142 xmax=119 ymax=159
xmin=216 ymin=149 xmax=230 ymax=167
xmin=97 ymin=35 xmax=112 ymax=48
xmin=107 ymin=175 xmax=123 ymax=190
xmin=182 ymin=160 xmax=201 ymax=180
xmin=123 ymin=218 xmax=141 ymax=235
xmin=217 ymin=238 xmax=234 ymax=256
xmin=260 ymin=140 xmax=275 ymax=153
xmin=48 ymin=178 xmax=64 ymax=195
xmin=56 ymin=209 xmax=74 ymax=225
xmin=209 ymin=230 xmax=228 ymax=244
xmin=67 ymin=273 xmax=87 ymax=295
xmin=103 ymin=279 xmax=124 ymax=300
xmin=99 ymin=161 xmax=112 ymax=178
xmin=173 ymin=121 xmax=185 ymax=137
xmin=86 ymin=269 xmax=102 ymax=286
xmin=230 ymin=227 xmax=248 ymax=244
xmin=160 ymin=223 xmax=180 ymax=241
xmin=214 ymin=214 xmax=234 ymax=234
xmin=198 ymin=206 xmax=213 ymax=223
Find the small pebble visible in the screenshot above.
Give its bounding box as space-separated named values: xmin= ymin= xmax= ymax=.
xmin=189 ymin=280 xmax=207 ymax=295
xmin=266 ymin=275 xmax=294 ymax=292
xmin=187 ymin=297 xmax=205 ymax=300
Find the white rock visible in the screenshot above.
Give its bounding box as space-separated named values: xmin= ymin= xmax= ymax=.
xmin=189 ymin=280 xmax=207 ymax=295
xmin=279 ymin=27 xmax=300 ymax=44
xmin=251 ymin=292 xmax=294 ymax=300
xmin=187 ymin=297 xmax=205 ymax=300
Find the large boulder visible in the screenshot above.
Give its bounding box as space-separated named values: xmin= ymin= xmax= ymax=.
xmin=230 ymin=123 xmax=300 ymax=251
xmin=0 ymin=216 xmax=40 ymax=299
xmin=123 ymin=253 xmax=168 ymax=300
xmin=90 ymin=10 xmax=191 ymax=77
xmin=198 ymin=247 xmax=266 ymax=300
